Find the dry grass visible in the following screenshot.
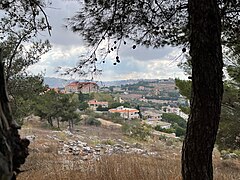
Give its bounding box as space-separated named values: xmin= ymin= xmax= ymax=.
xmin=18 ymin=125 xmax=240 ymax=180
xmin=18 ymin=152 xmax=181 ymax=180
xmin=17 ymin=151 xmax=240 ymax=180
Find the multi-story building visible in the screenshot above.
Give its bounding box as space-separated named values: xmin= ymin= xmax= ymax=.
xmin=65 ymin=81 xmax=98 ymax=93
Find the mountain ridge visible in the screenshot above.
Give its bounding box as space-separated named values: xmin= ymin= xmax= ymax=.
xmin=44 ymin=77 xmax=171 ymax=88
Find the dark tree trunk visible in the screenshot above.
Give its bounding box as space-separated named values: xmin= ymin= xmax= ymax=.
xmin=182 ymin=0 xmax=223 ymax=180
xmin=0 ymin=49 xmax=29 ymax=180
xmin=48 ymin=117 xmax=53 ymax=127
xmin=57 ymin=118 xmax=60 ymax=129
xmin=68 ymin=119 xmax=73 ymax=132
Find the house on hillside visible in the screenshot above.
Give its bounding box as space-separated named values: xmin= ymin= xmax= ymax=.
xmin=162 ymin=105 xmax=180 ymax=114
xmin=108 ymin=106 xmax=139 ymax=120
xmin=145 ymin=120 xmax=171 ymax=129
xmin=88 ymin=99 xmax=109 ymax=111
xmin=141 ymin=110 xmax=163 ymax=121
xmin=65 ymin=81 xmax=98 ymax=94
xmin=161 ymin=105 xmax=188 ymax=121
xmin=140 ymin=107 xmax=163 ymax=119
xmin=113 ymin=96 xmax=125 ymax=103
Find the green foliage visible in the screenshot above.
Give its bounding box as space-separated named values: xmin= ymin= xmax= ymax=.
xmin=34 ymin=90 xmax=80 ymax=128
xmin=79 ymin=101 xmax=89 ymax=111
xmin=109 ymin=101 xmax=131 ymax=109
xmin=175 ymin=79 xmax=191 ymax=100
xmin=122 ymin=121 xmax=152 ymax=141
xmin=84 ymin=117 xmax=101 ymax=126
xmin=176 ymin=53 xmax=240 ymax=149
xmin=216 ymin=69 xmax=240 ymax=151
xmin=78 ymin=92 xmax=92 ymax=102
xmin=216 ymin=112 xmax=240 ymax=150
xmin=154 ymin=125 xmax=175 ymax=134
xmin=107 ymin=112 xmax=123 ymax=123
xmin=96 ymin=105 xmax=109 ymax=111
xmin=9 ymin=74 xmax=47 ymax=122
xmin=216 ymin=47 xmax=240 ymax=151
xmin=0 ymin=0 xmax=51 ymax=124
xmin=172 ymin=123 xmax=186 ymax=137
xmin=179 ymin=106 xmax=190 ymax=115
xmin=154 ymin=123 xmax=185 ymax=137
xmin=121 ymin=81 xmax=154 ymax=91
xmin=92 ymin=92 xmax=113 ymax=102
xmin=162 ymin=113 xmax=187 ymax=129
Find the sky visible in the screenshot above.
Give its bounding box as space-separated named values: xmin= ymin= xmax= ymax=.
xmin=29 ymin=0 xmax=188 ymax=82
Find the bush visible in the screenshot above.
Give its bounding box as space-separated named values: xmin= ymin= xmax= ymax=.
xmin=162 ymin=113 xmax=187 ymax=128
xmin=84 ymin=117 xmax=101 ymax=126
xmin=154 ymin=124 xmax=185 ymax=137
xmin=122 ymin=121 xmax=152 ymax=141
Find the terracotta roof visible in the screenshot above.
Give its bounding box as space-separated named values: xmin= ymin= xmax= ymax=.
xmin=109 ymin=109 xmax=139 ymax=113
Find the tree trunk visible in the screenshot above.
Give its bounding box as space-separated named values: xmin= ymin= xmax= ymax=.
xmin=57 ymin=118 xmax=60 ymax=129
xmin=68 ymin=119 xmax=73 ymax=132
xmin=48 ymin=117 xmax=53 ymax=127
xmin=0 ymin=49 xmax=29 ymax=180
xmin=182 ymin=0 xmax=223 ymax=180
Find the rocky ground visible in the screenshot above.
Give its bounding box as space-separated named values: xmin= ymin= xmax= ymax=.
xmin=17 ymin=119 xmax=240 ymax=180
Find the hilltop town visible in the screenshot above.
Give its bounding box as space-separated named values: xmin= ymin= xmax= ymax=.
xmin=43 ymin=78 xmax=189 ymax=139
xmin=17 ymin=78 xmax=240 ymax=180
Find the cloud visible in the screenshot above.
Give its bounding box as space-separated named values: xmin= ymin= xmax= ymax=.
xmin=29 ymin=1 xmax=187 ymax=81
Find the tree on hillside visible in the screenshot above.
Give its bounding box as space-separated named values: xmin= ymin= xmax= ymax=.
xmin=216 ymin=45 xmax=240 ymax=151
xmin=0 ymin=1 xmax=51 ymax=179
xmin=0 ymin=0 xmax=51 ymax=124
xmin=176 ymin=45 xmax=240 ymax=151
xmin=34 ymin=90 xmax=80 ymax=131
xmin=68 ymin=1 xmax=240 ymax=179
xmin=9 ymin=73 xmax=47 ymax=123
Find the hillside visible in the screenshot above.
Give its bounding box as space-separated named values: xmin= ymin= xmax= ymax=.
xmin=17 ymin=118 xmax=240 ymax=180
xmin=44 ymin=77 xmax=161 ymax=88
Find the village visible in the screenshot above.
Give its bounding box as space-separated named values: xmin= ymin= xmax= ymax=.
xmin=45 ymin=78 xmax=189 ymax=139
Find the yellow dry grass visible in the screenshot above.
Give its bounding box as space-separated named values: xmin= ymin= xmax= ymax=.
xmin=17 ymin=151 xmax=240 ymax=180
xmin=18 ymin=125 xmax=240 ymax=180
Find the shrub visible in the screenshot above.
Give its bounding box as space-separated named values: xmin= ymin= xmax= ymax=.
xmin=84 ymin=117 xmax=101 ymax=126
xmin=122 ymin=121 xmax=152 ymax=141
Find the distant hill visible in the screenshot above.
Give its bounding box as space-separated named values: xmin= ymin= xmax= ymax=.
xmin=44 ymin=77 xmax=172 ymax=88
xmin=44 ymin=77 xmax=72 ymax=88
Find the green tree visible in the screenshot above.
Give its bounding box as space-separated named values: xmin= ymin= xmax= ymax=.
xmin=162 ymin=113 xmax=187 ymax=129
xmin=0 ymin=1 xmax=51 ymax=178
xmin=175 ymin=79 xmax=191 ymax=100
xmin=9 ymin=73 xmax=47 ymax=123
xmin=67 ymin=0 xmax=240 ymax=178
xmin=176 ymin=47 xmax=240 ymax=151
xmin=79 ymin=101 xmax=89 ymax=111
xmin=34 ymin=91 xmax=80 ymax=131
xmin=84 ymin=116 xmax=101 ymax=126
xmin=216 ymin=45 xmax=240 ymax=151
xmin=122 ymin=121 xmax=152 ymax=141
xmin=34 ymin=90 xmax=58 ymax=127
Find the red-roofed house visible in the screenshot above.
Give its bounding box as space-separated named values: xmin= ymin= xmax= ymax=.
xmin=88 ymin=99 xmax=109 ymax=110
xmin=65 ymin=81 xmax=98 ymax=93
xmin=108 ymin=106 xmax=139 ymax=120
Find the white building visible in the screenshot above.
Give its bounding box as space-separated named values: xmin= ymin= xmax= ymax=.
xmin=88 ymin=99 xmax=108 ymax=110
xmin=108 ymin=106 xmax=139 ymax=120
